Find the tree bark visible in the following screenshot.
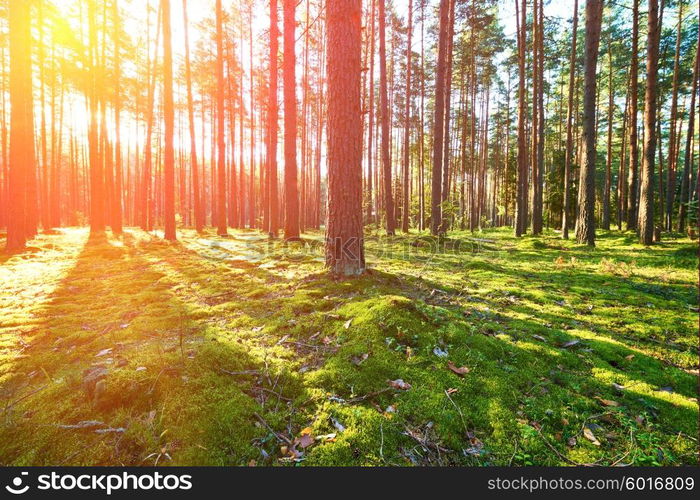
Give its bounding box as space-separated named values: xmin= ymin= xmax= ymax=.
xmin=638 ymin=0 xmax=661 ymax=245
xmin=677 ymin=23 xmax=699 ymax=233
xmin=430 ymin=0 xmax=450 ymax=235
xmin=379 ymin=0 xmax=396 ymax=235
xmin=214 ymin=0 xmax=227 ymax=236
xmin=401 ymin=0 xmax=413 ymax=233
xmin=267 ymin=0 xmax=280 ymax=237
xmin=562 ymin=0 xmax=578 ymax=239
xmin=603 ymin=33 xmax=613 ymax=230
xmin=574 ymin=0 xmax=603 ymax=246
xmin=6 ymin=0 xmax=35 ymax=252
xmin=283 ymin=0 xmax=300 ymax=240
xmin=626 ymin=0 xmax=639 ymax=230
xmin=325 ymin=0 xmax=365 ymax=276
xmin=514 ymin=0 xmax=527 ymax=237
xmin=162 ymin=0 xmax=176 ymax=240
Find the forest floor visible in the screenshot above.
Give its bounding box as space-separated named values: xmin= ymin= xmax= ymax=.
xmin=0 ymin=226 xmax=697 ymax=466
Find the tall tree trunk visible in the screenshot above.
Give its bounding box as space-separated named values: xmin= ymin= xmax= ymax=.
xmin=626 ymin=0 xmax=639 ymax=230
xmin=367 ymin=0 xmax=376 ymax=223
xmin=379 ymin=0 xmax=396 ymax=235
xmin=142 ymin=1 xmax=161 ymax=231
xmin=531 ymin=0 xmax=544 ymax=235
xmin=112 ymin=0 xmax=123 ymax=234
xmin=440 ymin=0 xmax=456 ymax=232
xmin=6 ymin=0 xmax=35 ymax=252
xmin=401 ymin=0 xmax=413 ymax=233
xmin=603 ymin=33 xmax=613 ymax=230
xmin=162 ymin=0 xmax=176 ymax=240
xmin=182 ymin=0 xmax=203 ymax=232
xmin=678 ymin=24 xmax=699 ymax=233
xmin=215 ymin=0 xmax=227 ymax=236
xmin=665 ymin=1 xmax=683 ymax=230
xmin=514 ymin=0 xmax=527 ymax=237
xmin=430 ymin=0 xmax=450 ymax=235
xmin=562 ymin=0 xmax=578 ymax=239
xmin=267 ymin=0 xmax=280 ymax=237
xmin=638 ymin=0 xmax=661 ymax=245
xmin=574 ymin=0 xmax=603 ymax=246
xmin=283 ymin=0 xmax=300 ymax=240
xmin=325 ymin=0 xmax=365 ymax=275
xmin=88 ymin=0 xmax=104 ymax=237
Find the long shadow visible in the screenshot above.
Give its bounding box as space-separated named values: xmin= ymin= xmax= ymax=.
xmin=0 ymin=230 xmax=283 ymax=466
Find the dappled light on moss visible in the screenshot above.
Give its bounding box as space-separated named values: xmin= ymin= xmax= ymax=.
xmin=0 ymin=227 xmax=697 ymax=466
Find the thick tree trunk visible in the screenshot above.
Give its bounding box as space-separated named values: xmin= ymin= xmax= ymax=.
xmin=665 ymin=2 xmax=683 ymax=230
xmin=88 ymin=0 xmax=104 ymax=237
xmin=514 ymin=0 xmax=527 ymax=237
xmin=111 ymin=0 xmax=123 ymax=235
xmin=283 ymin=0 xmax=300 ymax=240
xmin=431 ymin=0 xmax=450 ymax=235
xmin=162 ymin=0 xmax=176 ymax=240
xmin=367 ymin=0 xmax=376 ymax=224
xmin=603 ymin=35 xmax=613 ymax=230
xmin=6 ymin=0 xmax=35 ymax=252
xmin=379 ymin=0 xmax=396 ymax=235
xmin=214 ymin=0 xmax=227 ymax=236
xmin=678 ymin=26 xmax=699 ymax=233
xmin=574 ymin=0 xmax=603 ymax=246
xmin=626 ymin=0 xmax=639 ymax=230
xmin=638 ymin=0 xmax=661 ymax=245
xmin=401 ymin=0 xmax=413 ymax=233
xmin=531 ymin=0 xmax=544 ymax=235
xmin=562 ymin=0 xmax=578 ymax=239
xmin=325 ymin=0 xmax=365 ymax=276
xmin=267 ymin=0 xmax=280 ymax=237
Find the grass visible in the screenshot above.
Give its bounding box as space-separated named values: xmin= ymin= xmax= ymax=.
xmin=0 ymin=226 xmax=697 ymax=466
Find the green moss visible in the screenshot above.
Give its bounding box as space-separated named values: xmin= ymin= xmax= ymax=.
xmin=0 ymin=227 xmax=696 ymax=466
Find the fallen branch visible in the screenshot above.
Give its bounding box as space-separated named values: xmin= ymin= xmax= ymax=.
xmin=253 ymin=412 xmax=292 ymax=445
xmin=219 ymin=369 xmax=260 ymax=376
xmin=346 ymin=387 xmax=392 ymax=404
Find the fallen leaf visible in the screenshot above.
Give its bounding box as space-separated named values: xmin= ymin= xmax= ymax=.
xmin=567 ymin=437 xmax=577 ymax=447
xmin=297 ymin=433 xmax=314 ymax=449
xmin=95 ymin=348 xmax=113 ymax=357
xmin=447 ymin=361 xmax=470 ymax=377
xmin=583 ymin=427 xmax=601 ymax=446
xmin=322 ymin=336 xmax=334 ymax=345
xmin=561 ymin=417 xmax=569 ymax=426
xmin=532 ymin=335 xmax=547 ymax=342
xmin=625 ymin=354 xmax=635 ymax=361
xmin=611 ymin=383 xmax=625 ymax=392
xmin=389 ymin=379 xmax=411 ymax=390
xmin=595 ymin=397 xmax=620 ymax=407
xmin=350 ymin=353 xmax=369 ymax=366
xmin=446 ymin=387 xmax=459 ymax=395
xmin=561 ymin=340 xmax=580 ymax=348
xmin=343 ymin=319 xmax=352 ymax=329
